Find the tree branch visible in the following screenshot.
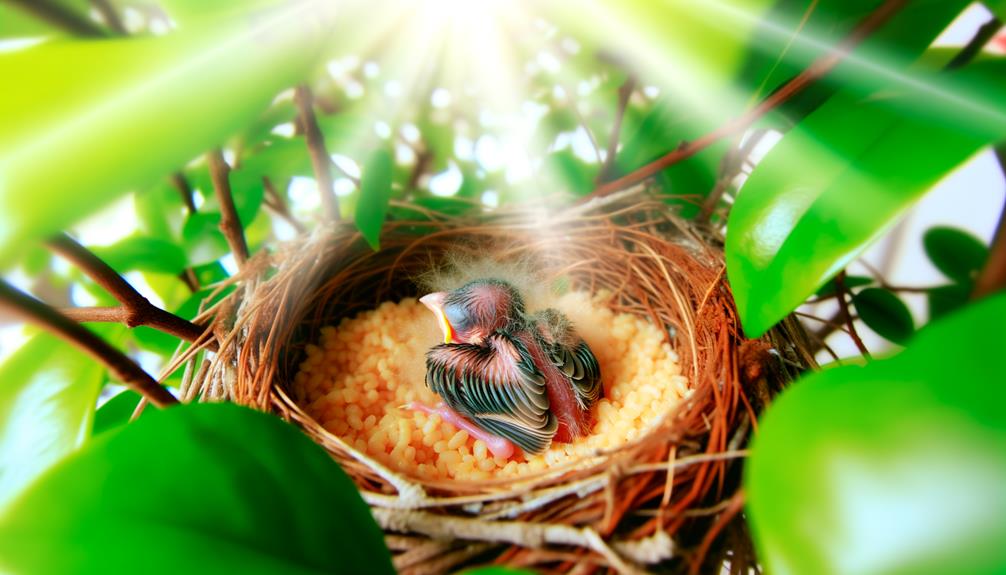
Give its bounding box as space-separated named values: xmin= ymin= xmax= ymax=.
xmin=171 ymin=172 xmax=198 ymax=215
xmin=597 ymin=76 xmax=636 ymax=183
xmin=6 ymin=0 xmax=110 ymax=37
xmin=46 ymin=233 xmax=209 ymax=345
xmin=946 ymin=15 xmax=1003 ymax=70
xmin=835 ymin=271 xmax=871 ymax=359
xmin=973 ymin=146 xmax=1006 ymax=299
xmin=263 ymin=176 xmax=307 ymax=234
xmin=0 ymin=280 xmax=177 ymax=408
xmin=294 ymin=85 xmax=341 ymax=221
xmin=584 ymin=0 xmax=907 ymax=200
xmin=206 ymin=149 xmax=250 ymax=266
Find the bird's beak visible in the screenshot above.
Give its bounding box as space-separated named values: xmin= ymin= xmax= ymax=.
xmin=420 ymin=292 xmax=453 ymax=344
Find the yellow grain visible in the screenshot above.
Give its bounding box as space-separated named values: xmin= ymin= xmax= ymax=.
xmin=293 ymin=292 xmax=685 ymax=482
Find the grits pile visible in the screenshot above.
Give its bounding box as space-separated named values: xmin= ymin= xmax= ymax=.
xmin=293 ymin=291 xmax=689 ymax=481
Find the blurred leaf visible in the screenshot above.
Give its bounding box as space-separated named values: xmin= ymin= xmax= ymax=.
xmin=135 ymin=178 xmax=187 ymax=241
xmin=151 ymin=0 xmax=290 ymax=26
xmin=850 ymin=287 xmax=914 ymax=344
xmin=239 ymin=99 xmax=298 ymax=150
xmin=90 ymin=235 xmax=188 ymax=276
xmin=193 ymin=261 xmax=230 ymax=285
xmin=726 ymin=61 xmax=1006 ymax=337
xmin=0 ymin=4 xmax=71 ymax=38
xmin=815 ymin=274 xmax=873 ymax=297
xmin=355 ymin=149 xmax=394 ymax=250
xmin=927 ymin=283 xmax=972 ymax=321
xmin=0 ymin=327 xmax=122 ymax=509
xmin=746 ymin=293 xmax=1006 ymax=575
xmin=0 ymin=403 xmax=394 ymax=575
xmin=546 ymin=149 xmax=598 ymax=197
xmin=92 ymin=389 xmax=144 ymax=435
xmin=182 ymin=213 xmax=230 ymax=266
xmin=0 ymin=4 xmax=329 ymax=267
xmin=923 ymin=226 xmax=989 ymax=283
xmin=738 ymin=0 xmax=971 ymax=126
xmin=419 ymin=119 xmax=455 ymax=174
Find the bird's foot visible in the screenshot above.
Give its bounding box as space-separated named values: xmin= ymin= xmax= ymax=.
xmin=405 ymin=401 xmax=516 ymax=460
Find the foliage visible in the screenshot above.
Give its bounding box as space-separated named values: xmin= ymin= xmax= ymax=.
xmin=0 ymin=0 xmax=1004 ymax=573
xmin=746 ymin=293 xmax=1006 ymax=575
xmin=0 ymin=403 xmax=394 ymax=575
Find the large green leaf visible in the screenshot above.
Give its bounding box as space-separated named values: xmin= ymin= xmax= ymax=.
xmin=0 ymin=3 xmax=329 ymax=267
xmin=0 ymin=329 xmax=121 ymax=509
xmin=746 ymin=293 xmax=1006 ymax=575
xmin=726 ymin=61 xmax=1006 ymax=337
xmin=737 ymin=0 xmax=971 ymax=126
xmin=355 ymin=148 xmax=394 ymax=250
xmin=90 ymin=235 xmax=188 ymax=276
xmin=0 ymin=403 xmax=394 ymax=575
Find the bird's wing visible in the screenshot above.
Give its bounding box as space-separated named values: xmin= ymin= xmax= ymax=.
xmin=426 ymin=332 xmax=557 ymax=454
xmin=534 ymin=309 xmax=603 ymax=411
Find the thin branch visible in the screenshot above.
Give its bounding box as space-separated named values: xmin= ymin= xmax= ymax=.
xmin=584 ymin=0 xmax=907 ymax=200
xmin=206 ymin=149 xmax=250 ymax=266
xmin=46 ymin=233 xmax=209 ymax=345
xmin=597 ymin=76 xmax=636 ymax=183
xmin=0 ymin=280 xmax=177 ymax=408
xmin=294 ymin=85 xmax=341 ymax=221
xmin=6 ymin=0 xmax=110 ymax=37
xmin=263 ymin=176 xmax=307 ymax=234
xmin=89 ymin=0 xmax=126 ymax=34
xmin=835 ymin=271 xmax=871 ymax=358
xmin=973 ymin=146 xmax=1006 ymax=299
xmin=171 ymin=172 xmax=198 ymax=215
xmin=946 ymin=16 xmax=1003 ymax=70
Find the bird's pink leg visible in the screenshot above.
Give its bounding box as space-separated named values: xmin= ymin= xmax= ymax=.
xmin=405 ymin=401 xmax=516 ymax=460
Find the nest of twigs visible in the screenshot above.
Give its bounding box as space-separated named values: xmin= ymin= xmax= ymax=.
xmin=180 ymin=186 xmax=815 ymax=574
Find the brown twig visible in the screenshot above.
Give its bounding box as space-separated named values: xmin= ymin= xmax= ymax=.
xmin=584 ymin=0 xmax=907 ymax=200
xmin=207 ymin=149 xmax=250 ymax=266
xmin=0 ymin=280 xmax=177 ymax=408
xmin=263 ymin=176 xmax=307 ymax=234
xmin=171 ymin=172 xmax=198 ymax=215
xmin=6 ymin=0 xmax=110 ymax=37
xmin=597 ymin=76 xmax=636 ymax=184
xmin=46 ymin=233 xmax=208 ymax=345
xmin=834 ymin=271 xmax=871 ymax=358
xmin=294 ymin=85 xmax=341 ymax=221
xmin=946 ymin=15 xmax=1003 ymax=70
xmin=973 ymin=147 xmax=1006 ymax=299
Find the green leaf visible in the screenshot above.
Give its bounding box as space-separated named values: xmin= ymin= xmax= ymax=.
xmin=355 ymin=149 xmax=394 ymax=250
xmin=746 ymin=293 xmax=1006 ymax=575
xmin=0 ymin=403 xmax=394 ymax=575
xmin=927 ymin=283 xmax=972 ymax=321
xmin=737 ymin=0 xmax=971 ymax=125
xmin=546 ymin=149 xmax=599 ymax=197
xmin=92 ymin=389 xmax=144 ymax=435
xmin=850 ymin=288 xmax=914 ymax=344
xmin=726 ymin=61 xmax=1006 ymax=337
xmin=0 ymin=4 xmax=329 ymax=267
xmin=182 ymin=213 xmax=230 ymax=266
xmin=923 ymin=226 xmax=989 ymax=283
xmin=0 ymin=330 xmax=119 ymax=509
xmin=90 ymin=235 xmax=188 ymax=275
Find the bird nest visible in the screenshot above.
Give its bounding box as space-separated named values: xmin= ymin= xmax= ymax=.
xmin=180 ymin=186 xmax=814 ymax=574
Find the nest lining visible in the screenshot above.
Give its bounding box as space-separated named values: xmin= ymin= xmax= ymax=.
xmin=292 ymin=290 xmax=690 ymax=482
xmin=181 ymin=188 xmax=814 ymax=574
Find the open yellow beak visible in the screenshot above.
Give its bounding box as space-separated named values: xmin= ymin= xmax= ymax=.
xmin=420 ymin=292 xmax=453 ymax=344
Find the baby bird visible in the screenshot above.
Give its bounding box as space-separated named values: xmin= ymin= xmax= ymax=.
xmin=409 ymin=278 xmax=602 ymax=459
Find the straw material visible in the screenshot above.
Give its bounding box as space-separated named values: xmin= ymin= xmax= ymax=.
xmin=180 ymin=186 xmax=815 ymax=574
